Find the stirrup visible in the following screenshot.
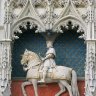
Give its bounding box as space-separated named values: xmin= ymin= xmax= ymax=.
xmin=38 ymin=79 xmax=45 ymax=83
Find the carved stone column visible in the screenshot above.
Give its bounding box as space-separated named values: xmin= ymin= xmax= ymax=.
xmin=0 ymin=40 xmax=11 ymax=96
xmin=85 ymin=41 xmax=96 ymax=96
xmin=85 ymin=2 xmax=96 ymax=96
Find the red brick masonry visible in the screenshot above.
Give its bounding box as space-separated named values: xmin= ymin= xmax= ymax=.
xmin=11 ymin=80 xmax=85 ymax=96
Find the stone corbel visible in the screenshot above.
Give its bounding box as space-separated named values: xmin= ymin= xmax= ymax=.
xmin=45 ymin=33 xmax=58 ymax=48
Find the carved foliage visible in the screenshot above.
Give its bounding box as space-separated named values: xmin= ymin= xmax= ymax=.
xmin=6 ymin=0 xmax=88 ymax=33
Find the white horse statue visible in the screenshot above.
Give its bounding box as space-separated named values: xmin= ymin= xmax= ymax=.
xmin=21 ymin=49 xmax=80 ymax=96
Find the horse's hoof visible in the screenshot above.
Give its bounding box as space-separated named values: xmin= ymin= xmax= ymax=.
xmin=24 ymin=94 xmax=27 ymax=96
xmin=55 ymin=95 xmax=58 ymax=96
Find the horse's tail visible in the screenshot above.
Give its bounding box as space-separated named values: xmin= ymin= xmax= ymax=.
xmin=71 ymin=70 xmax=80 ymax=96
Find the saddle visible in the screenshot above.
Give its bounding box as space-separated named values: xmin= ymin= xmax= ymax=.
xmin=26 ymin=66 xmax=72 ymax=81
xmin=39 ymin=68 xmax=53 ymax=73
xmin=39 ymin=66 xmax=72 ymax=81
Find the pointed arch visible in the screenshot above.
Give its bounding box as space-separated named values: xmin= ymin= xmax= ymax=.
xmin=11 ymin=17 xmax=45 ymax=40
xmin=53 ymin=15 xmax=87 ymax=39
xmin=52 ymin=0 xmax=87 ymax=40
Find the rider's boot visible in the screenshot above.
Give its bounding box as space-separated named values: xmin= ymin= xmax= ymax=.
xmin=40 ymin=79 xmax=45 ymax=82
xmin=39 ymin=71 xmax=46 ymax=82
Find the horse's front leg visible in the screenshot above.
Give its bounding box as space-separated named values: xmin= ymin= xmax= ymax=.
xmin=21 ymin=81 xmax=31 ymax=96
xmin=31 ymin=79 xmax=38 ymax=96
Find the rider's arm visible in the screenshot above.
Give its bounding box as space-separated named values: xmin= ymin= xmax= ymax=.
xmin=42 ymin=53 xmax=54 ymax=61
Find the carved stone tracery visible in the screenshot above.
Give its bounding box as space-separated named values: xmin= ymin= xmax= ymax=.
xmin=9 ymin=0 xmax=89 ymax=8
xmin=0 ymin=0 xmax=96 ymax=96
xmin=12 ymin=19 xmax=43 ymax=39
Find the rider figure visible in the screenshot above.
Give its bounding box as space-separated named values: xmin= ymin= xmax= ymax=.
xmin=40 ymin=45 xmax=56 ymax=82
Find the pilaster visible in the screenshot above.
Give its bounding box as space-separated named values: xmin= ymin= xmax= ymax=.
xmin=4 ymin=0 xmax=12 ymax=40
xmin=85 ymin=40 xmax=96 ymax=96
xmin=0 ymin=40 xmax=11 ymax=96
xmin=85 ymin=1 xmax=96 ymax=96
xmin=0 ymin=0 xmax=6 ymax=26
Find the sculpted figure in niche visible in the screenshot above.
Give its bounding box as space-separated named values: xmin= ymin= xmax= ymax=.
xmin=21 ymin=48 xmax=80 ymax=96
xmin=40 ymin=45 xmax=56 ymax=82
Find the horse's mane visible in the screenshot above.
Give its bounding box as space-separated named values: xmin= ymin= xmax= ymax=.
xmin=28 ymin=51 xmax=40 ymax=60
xmin=21 ymin=51 xmax=41 ymax=65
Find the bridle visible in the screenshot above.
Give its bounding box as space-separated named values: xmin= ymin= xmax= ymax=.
xmin=22 ymin=57 xmax=43 ymax=71
xmin=22 ymin=52 xmax=43 ymax=71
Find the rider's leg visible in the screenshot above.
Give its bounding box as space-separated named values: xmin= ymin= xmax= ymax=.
xmin=41 ymin=67 xmax=48 ymax=82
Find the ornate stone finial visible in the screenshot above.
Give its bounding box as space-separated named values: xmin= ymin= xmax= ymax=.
xmin=88 ymin=0 xmax=94 ymax=5
xmin=46 ymin=0 xmax=53 ymax=5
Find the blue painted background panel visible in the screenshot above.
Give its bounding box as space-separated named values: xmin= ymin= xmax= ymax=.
xmin=12 ymin=30 xmax=46 ymax=77
xmin=12 ymin=30 xmax=86 ymax=77
xmin=54 ymin=31 xmax=86 ymax=77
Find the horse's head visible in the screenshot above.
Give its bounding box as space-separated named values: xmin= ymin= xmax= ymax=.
xmin=21 ymin=49 xmax=29 ymax=65
xmin=21 ymin=49 xmax=41 ymax=65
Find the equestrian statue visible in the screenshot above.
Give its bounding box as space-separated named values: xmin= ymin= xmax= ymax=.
xmin=21 ymin=46 xmax=80 ymax=96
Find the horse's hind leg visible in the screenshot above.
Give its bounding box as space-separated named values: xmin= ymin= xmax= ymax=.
xmin=60 ymin=80 xmax=73 ymax=96
xmin=31 ymin=79 xmax=38 ymax=96
xmin=55 ymin=82 xmax=66 ymax=96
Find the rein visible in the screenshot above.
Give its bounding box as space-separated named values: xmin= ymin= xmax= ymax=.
xmin=25 ymin=61 xmax=43 ymax=70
